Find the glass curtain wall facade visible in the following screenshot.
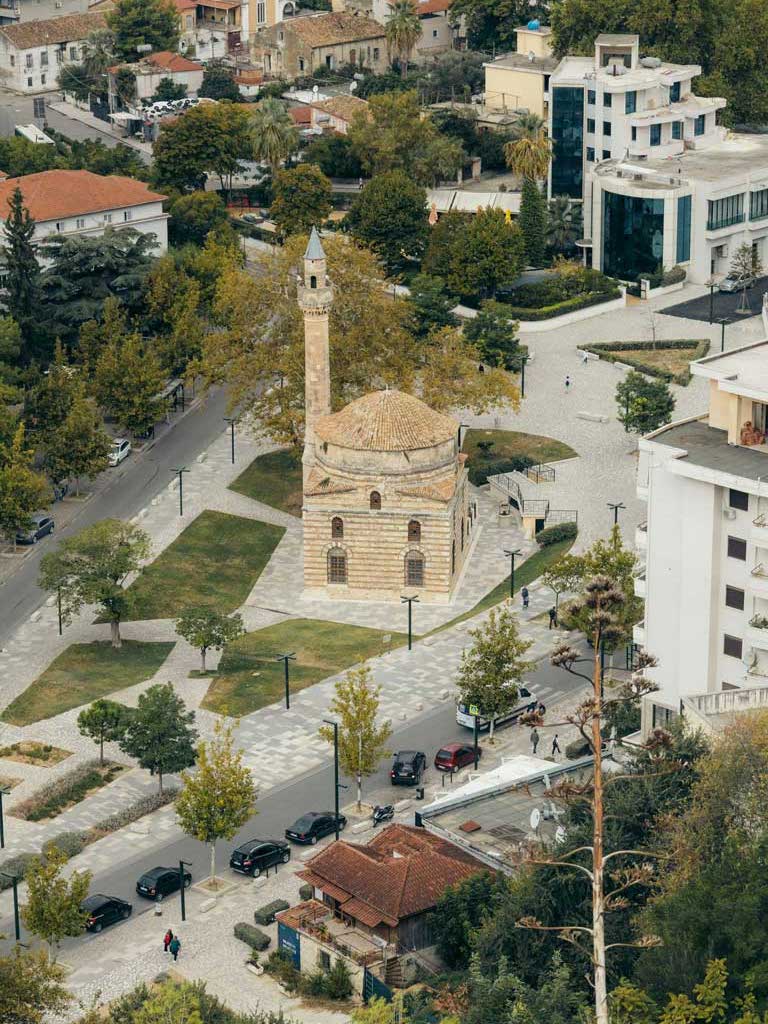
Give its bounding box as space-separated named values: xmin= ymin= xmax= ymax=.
xmin=551 ymin=86 xmax=584 ymax=199
xmin=602 ymin=191 xmax=665 ymax=280
xmin=676 ymin=194 xmax=691 ymax=264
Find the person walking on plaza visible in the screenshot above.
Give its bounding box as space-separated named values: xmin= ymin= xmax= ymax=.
xmin=163 ymin=928 xmax=173 ymax=953
xmin=552 ymin=734 xmax=561 ymax=757
xmin=548 ymin=606 xmax=557 ymax=629
xmin=530 ymin=727 xmax=539 ymax=755
xmin=521 ymin=586 xmax=529 ymax=610
xmin=564 ymin=375 xmax=571 ymax=392
xmin=169 ymin=935 xmax=181 ymax=962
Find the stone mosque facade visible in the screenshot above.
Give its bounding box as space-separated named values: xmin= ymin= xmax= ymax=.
xmin=299 ymin=229 xmax=473 ymax=604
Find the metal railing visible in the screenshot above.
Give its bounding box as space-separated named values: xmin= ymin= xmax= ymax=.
xmin=754 ymin=513 xmax=768 ymax=528
xmin=525 ymin=463 xmax=556 ymax=484
xmin=752 ymin=563 xmax=768 ymax=578
xmin=544 ymin=509 xmax=578 ymax=526
xmin=706 ymin=213 xmax=745 ymax=231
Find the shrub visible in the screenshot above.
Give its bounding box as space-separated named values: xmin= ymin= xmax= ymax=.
xmin=322 ymin=957 xmax=353 ymax=1000
xmin=536 ymin=521 xmax=578 ymax=547
xmin=254 ymin=899 xmax=290 ymax=926
xmin=12 ymin=760 xmax=109 ymax=821
xmin=234 ymin=922 xmax=271 ymax=951
xmin=265 ymin=949 xmax=301 ymax=990
xmin=94 ymin=788 xmax=178 ymax=833
xmin=580 ymin=338 xmax=710 ymax=385
xmin=467 ymin=455 xmax=534 ymax=487
xmin=565 ymin=737 xmax=591 ymax=760
xmin=497 ymin=289 xmax=622 ymax=321
xmin=299 ymin=883 xmax=314 ymax=901
xmin=42 ymin=831 xmax=88 ymax=860
xmin=0 ymin=851 xmax=37 ymax=888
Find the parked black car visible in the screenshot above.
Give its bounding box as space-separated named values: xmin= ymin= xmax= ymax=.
xmin=135 ymin=866 xmax=191 ymax=902
xmin=390 ymin=750 xmax=426 ymax=786
xmin=81 ymin=894 xmax=133 ymax=932
xmin=16 ymin=514 xmax=54 ymax=545
xmin=285 ymin=811 xmax=347 ymax=845
xmin=229 ymin=838 xmax=291 ymax=877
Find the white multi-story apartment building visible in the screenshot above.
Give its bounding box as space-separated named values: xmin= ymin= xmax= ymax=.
xmin=546 ymin=32 xmax=768 ymax=284
xmin=0 ymin=11 xmax=105 ymax=92
xmin=636 ymin=338 xmax=768 ymax=735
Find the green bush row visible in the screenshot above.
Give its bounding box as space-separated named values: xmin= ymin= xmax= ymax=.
xmin=94 ymin=788 xmax=178 ymax=834
xmin=498 ymin=289 xmax=622 ymax=322
xmin=468 ymin=455 xmax=534 ymax=487
xmin=254 ymin=899 xmax=290 ymax=925
xmin=265 ymin=949 xmax=353 ymax=1001
xmin=12 ymin=760 xmax=117 ymax=822
xmin=536 ymin=521 xmax=578 ymax=547
xmin=234 ymin=922 xmax=271 ymax=951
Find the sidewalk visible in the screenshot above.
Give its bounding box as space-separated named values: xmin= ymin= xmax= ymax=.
xmin=47 ymin=100 xmax=153 ymax=159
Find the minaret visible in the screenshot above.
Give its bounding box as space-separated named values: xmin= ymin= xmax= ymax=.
xmin=298 ymin=227 xmax=333 ymax=487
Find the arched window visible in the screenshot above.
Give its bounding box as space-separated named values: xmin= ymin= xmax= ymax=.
xmin=327 ymin=548 xmax=347 ymax=584
xmin=408 ymin=519 xmax=421 ymax=542
xmin=405 ymin=550 xmax=425 ymax=587
xmin=331 ymin=516 xmax=343 ymax=539
xmin=370 ymin=491 xmax=381 ymax=510
xmin=310 ymin=274 xmax=317 ymax=289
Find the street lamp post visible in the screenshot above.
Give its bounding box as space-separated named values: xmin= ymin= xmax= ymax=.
xmin=401 ymin=594 xmax=419 ymax=650
xmin=0 ymin=785 xmax=10 ymax=849
xmin=607 ymin=502 xmax=626 ymax=527
xmin=322 ymin=719 xmax=342 ymax=841
xmin=224 ymin=417 xmax=236 ymax=465
xmin=708 ymin=277 xmax=716 ymax=324
xmin=275 ymin=652 xmax=296 ymax=710
xmin=520 ymin=353 xmax=529 ymax=398
xmin=57 ymin=585 xmax=63 ymax=636
xmin=179 ymin=859 xmax=192 ymax=922
xmin=172 ymin=467 xmax=189 ymax=516
xmin=0 ymin=871 xmax=20 ymax=941
xmin=504 ymin=548 xmax=522 ymax=602
xmin=720 ymin=317 xmax=728 ymax=353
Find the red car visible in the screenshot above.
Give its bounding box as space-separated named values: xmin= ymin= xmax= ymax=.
xmin=434 ymin=743 xmax=482 ymax=772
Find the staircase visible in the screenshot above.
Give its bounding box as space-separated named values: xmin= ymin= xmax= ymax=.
xmin=385 ymin=957 xmax=405 ymax=987
xmin=488 ymin=468 xmax=578 ymax=530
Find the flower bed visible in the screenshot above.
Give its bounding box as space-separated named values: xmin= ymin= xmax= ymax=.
xmin=0 ymin=740 xmax=72 ymax=766
xmin=11 ymin=760 xmax=124 ymax=821
xmin=580 ymin=339 xmax=710 ymax=385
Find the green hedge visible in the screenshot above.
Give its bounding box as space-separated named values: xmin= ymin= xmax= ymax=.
xmin=0 ymin=852 xmax=37 ymax=889
xmin=42 ymin=831 xmax=89 ymax=860
xmin=468 ymin=455 xmax=534 ymax=487
xmin=299 ymin=883 xmax=314 ymax=901
xmin=12 ymin=760 xmax=121 ymax=822
xmin=499 ymin=289 xmax=621 ymax=322
xmin=254 ymin=899 xmax=290 ymax=926
xmin=234 ymin=922 xmax=271 ymax=951
xmin=581 ymin=338 xmax=710 ymax=385
xmin=536 ymin=521 xmax=578 ymax=547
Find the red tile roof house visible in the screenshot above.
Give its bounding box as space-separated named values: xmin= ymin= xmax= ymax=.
xmin=278 ymin=824 xmax=489 ymax=996
xmin=108 ymin=51 xmax=205 ymax=107
xmin=0 ymin=169 xmax=169 ymax=255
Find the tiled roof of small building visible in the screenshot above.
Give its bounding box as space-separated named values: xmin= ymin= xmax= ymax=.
xmin=281 ymin=11 xmax=385 ymax=47
xmin=311 ymin=94 xmax=370 ymax=123
xmin=315 ymin=389 xmax=457 ymax=452
xmin=0 ymin=11 xmax=106 ymax=49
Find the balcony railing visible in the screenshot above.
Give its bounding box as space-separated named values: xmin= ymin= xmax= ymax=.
xmin=749 ymin=614 xmax=768 ymax=630
xmin=706 ymin=213 xmax=745 ymax=231
xmin=754 ymin=513 xmax=768 ymax=528
xmin=752 ymin=563 xmax=768 ymax=578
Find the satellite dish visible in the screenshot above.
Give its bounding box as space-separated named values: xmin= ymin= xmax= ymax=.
xmin=555 ymin=825 xmax=567 ymax=844
xmin=529 ymin=808 xmax=541 ymax=831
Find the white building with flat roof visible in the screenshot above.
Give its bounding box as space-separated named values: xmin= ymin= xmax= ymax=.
xmin=636 ymin=336 xmax=768 ymax=735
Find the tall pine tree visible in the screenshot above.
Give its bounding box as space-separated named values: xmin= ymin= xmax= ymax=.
xmin=518 ymin=177 xmax=547 ymax=268
xmin=1 ymin=187 xmax=41 ymax=361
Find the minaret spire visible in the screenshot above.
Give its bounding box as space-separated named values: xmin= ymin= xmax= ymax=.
xmin=298 ymin=227 xmax=333 ymax=488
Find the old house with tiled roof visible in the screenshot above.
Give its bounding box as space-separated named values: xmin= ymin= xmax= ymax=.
xmin=299 ymin=229 xmax=473 ymax=603
xmin=308 ymin=94 xmax=369 ymax=135
xmin=107 ymin=50 xmax=204 ymax=106
xmin=255 ymin=11 xmax=387 ymax=79
xmin=0 ymin=11 xmax=106 ymax=93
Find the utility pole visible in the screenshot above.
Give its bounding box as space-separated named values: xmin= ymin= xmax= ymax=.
xmin=172 ymin=467 xmax=189 ymax=516
xmin=504 ymin=548 xmax=522 ymax=602
xmin=275 ymin=652 xmax=295 ymax=710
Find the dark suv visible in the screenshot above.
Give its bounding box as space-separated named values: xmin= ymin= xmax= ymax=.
xmin=390 ymin=750 xmax=426 ymax=786
xmin=229 ymin=838 xmax=291 ymax=877
xmin=135 ymin=865 xmax=191 ymax=902
xmin=81 ymin=894 xmax=132 ymax=932
xmin=285 ymin=811 xmax=347 ymax=844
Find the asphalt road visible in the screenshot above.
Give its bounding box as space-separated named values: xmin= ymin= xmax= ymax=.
xmin=0 ymin=388 xmax=230 ymax=647
xmin=661 ymin=274 xmax=768 ymax=325
xmin=0 ymin=650 xmax=586 ymax=951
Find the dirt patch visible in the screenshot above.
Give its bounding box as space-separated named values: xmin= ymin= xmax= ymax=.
xmin=0 ymin=741 xmax=72 ymax=767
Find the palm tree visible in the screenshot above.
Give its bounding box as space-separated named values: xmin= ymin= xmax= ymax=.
xmin=385 ymin=0 xmax=421 ymax=79
xmin=505 ymin=132 xmax=552 ymax=180
xmin=251 ymin=98 xmax=299 ymax=176
xmin=546 ymin=195 xmax=583 ymax=253
xmin=509 ymin=112 xmax=546 ymax=141
xmin=77 ymin=29 xmax=115 ymax=98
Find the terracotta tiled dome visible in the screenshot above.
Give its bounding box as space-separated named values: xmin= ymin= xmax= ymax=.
xmin=315 ymin=389 xmax=458 ymax=452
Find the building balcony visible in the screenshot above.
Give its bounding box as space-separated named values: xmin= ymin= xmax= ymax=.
xmin=706 ymin=213 xmax=745 ymax=232
xmin=632 ymin=622 xmax=646 ymax=647
xmin=752 ymin=512 xmax=768 ymax=543
xmin=635 ymin=521 xmax=647 ymax=551
xmin=633 ymin=569 xmax=646 ymax=599
xmin=748 ymin=563 xmax=768 ymax=599
xmin=636 ymin=480 xmax=649 ymax=502
xmin=747 ymin=615 xmax=768 ymax=650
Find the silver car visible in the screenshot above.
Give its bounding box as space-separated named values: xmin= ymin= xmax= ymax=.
xmin=719 ymin=274 xmax=755 ymax=293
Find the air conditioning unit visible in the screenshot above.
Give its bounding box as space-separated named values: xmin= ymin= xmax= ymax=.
xmin=724 ymin=507 xmax=737 ymax=520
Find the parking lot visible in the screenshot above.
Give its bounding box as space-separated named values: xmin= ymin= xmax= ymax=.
xmin=662 ymin=275 xmax=768 ymax=324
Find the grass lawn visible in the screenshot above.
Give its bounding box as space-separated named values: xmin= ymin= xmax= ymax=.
xmin=609 ymin=346 xmax=699 ymax=377
xmin=230 ymin=450 xmax=303 ymax=518
xmin=462 ymin=429 xmax=576 ymax=466
xmin=1 ymin=640 xmax=175 ymax=726
xmin=122 ymin=510 xmax=285 ymax=621
xmin=202 ymin=618 xmax=406 ymax=716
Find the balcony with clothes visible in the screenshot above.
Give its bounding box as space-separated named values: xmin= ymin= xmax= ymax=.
xmin=195 ymin=0 xmax=242 ymax=51
xmin=747 ymin=595 xmax=768 ymax=650
xmin=749 ymin=555 xmax=768 ymax=599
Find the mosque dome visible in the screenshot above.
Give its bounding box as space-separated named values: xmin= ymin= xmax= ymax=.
xmin=314 ymin=389 xmax=458 ymax=453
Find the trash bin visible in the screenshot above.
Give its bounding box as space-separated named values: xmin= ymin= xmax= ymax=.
xmin=416 ymin=786 xmax=425 ymax=800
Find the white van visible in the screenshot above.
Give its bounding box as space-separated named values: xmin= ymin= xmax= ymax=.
xmin=456 ymin=686 xmax=538 ymax=732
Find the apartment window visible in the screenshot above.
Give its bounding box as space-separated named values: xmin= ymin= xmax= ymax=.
xmin=708 ymin=194 xmax=744 ymax=231
xmin=587 ymin=89 xmax=596 ymax=105
xmin=587 ymin=117 xmax=595 ymax=133
xmin=405 ymin=550 xmax=425 ymax=587
xmin=670 ymin=80 xmax=681 ymax=102
xmin=672 ymin=121 xmax=682 ymax=140
xmin=631 ymin=126 xmax=637 ymax=141
xmin=652 ymin=704 xmax=678 ymax=729
xmin=408 ymin=520 xmax=421 ymax=542
xmin=625 ymin=90 xmax=636 ymax=114
xmin=102 ymin=213 xmax=112 ymax=223
xmin=373 ymin=47 xmax=379 ymax=59
xmin=40 ymin=50 xmax=48 ymax=66
xmin=603 ymin=92 xmax=612 ymax=107
xmin=750 ymin=188 xmax=768 ymax=221
xmin=55 ymin=50 xmax=62 ymax=64
xmin=40 ymin=73 xmax=45 ymax=85
xmin=727 ymin=536 xmax=747 ymax=560
xmin=69 ymin=46 xmax=77 ymax=60
xmin=694 ymin=113 xmax=706 ymax=136
xmin=723 ymin=634 xmax=743 ymax=659
xmin=185 ymin=14 xmax=193 ymax=27
xmin=298 ymin=57 xmax=304 ymax=71
xmin=650 ymin=123 xmax=661 ymax=146
xmin=319 ymin=951 xmax=331 ymax=971
xmin=8 ymin=54 xmax=13 ymax=67
xmin=256 ymin=0 xmax=265 ymax=20
xmin=278 ymin=30 xmax=283 ymax=41
xmin=25 ymin=53 xmax=32 ymax=68
xmin=586 ymin=146 xmax=595 ymax=162
xmin=725 ymin=586 xmax=745 ymax=611
xmin=603 ymin=121 xmax=611 ymax=136
xmin=26 ymin=77 xmax=32 ymax=87
xmin=55 ymin=221 xmax=62 ymax=232
xmin=123 ymin=210 xmax=132 ymax=222
xmin=432 ymin=28 xmax=437 ymax=36
xmin=676 ymin=194 xmax=691 ymax=263
xmin=602 ymin=149 xmax=611 ymax=160
xmin=76 ymin=217 xmax=85 ymax=229
xmin=729 ymin=488 xmax=749 ymax=511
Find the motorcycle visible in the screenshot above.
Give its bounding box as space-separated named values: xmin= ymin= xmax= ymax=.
xmin=372 ymin=804 xmax=394 ymax=827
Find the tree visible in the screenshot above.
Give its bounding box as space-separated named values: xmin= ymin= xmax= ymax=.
xmin=616 ymin=370 xmax=676 ymax=435
xmin=518 ymin=177 xmax=547 ymax=268
xmin=153 ymin=76 xmax=186 ymax=102
xmin=0 ymin=945 xmax=71 ymax=1024
xmin=38 ymin=519 xmax=150 ymax=647
xmin=119 ymin=682 xmax=197 ymax=792
xmin=456 ymin=606 xmax=532 ymax=741
xmin=540 ymin=553 xmax=583 ymax=613
xmin=505 ymin=131 xmax=551 ymax=183
xmin=250 ymin=98 xmax=299 ymax=175
xmin=730 ymin=241 xmax=763 ymax=314
xmin=107 ymin=0 xmax=179 ymax=60
xmin=1 ymin=186 xmax=41 ymax=360
xmin=319 ymin=665 xmax=393 ymax=811
xmin=174 ymin=607 xmax=245 ymax=672
xmin=58 ymin=28 xmax=115 ymax=102
xmin=199 ymin=60 xmax=241 ymax=101
xmin=93 ymin=331 xmax=166 ymax=436
xmin=445 ymin=208 xmax=526 ymax=303
xmin=146 ymin=261 xmax=206 ymax=375
xmin=547 ymin=195 xmax=583 ymax=255
xmin=0 ymin=424 xmax=52 ymax=548
xmin=304 ymin=133 xmax=362 ymax=179
xmin=168 ymin=191 xmax=228 ymax=246
xmin=463 ymin=300 xmax=522 ymax=369
xmin=385 ymin=0 xmax=421 ymax=78
xmin=430 ymin=872 xmax=509 ymax=968
xmin=347 ymin=170 xmax=428 ymax=273
xmin=77 ymin=698 xmax=129 ymax=765
xmin=407 ymin=273 xmax=458 ymax=338
xmin=270 ymin=164 xmax=333 ymax=239
xmin=449 ymin=0 xmax=528 ymax=49
xmin=43 ymin=391 xmax=111 ymax=494
xmin=153 ymin=102 xmax=254 ymax=193
xmin=22 ymin=341 xmax=78 ymax=445
xmin=349 ymin=90 xmax=463 ymax=185
xmin=22 ymin=848 xmax=91 ymax=963
xmin=176 ymin=719 xmax=255 ymax=885
xmin=114 ymin=66 xmax=137 ymax=108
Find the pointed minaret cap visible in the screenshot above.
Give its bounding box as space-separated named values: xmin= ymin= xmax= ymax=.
xmin=304 ymin=226 xmax=326 ymax=260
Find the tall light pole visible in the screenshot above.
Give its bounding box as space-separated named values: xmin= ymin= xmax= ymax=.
xmin=607 ymin=502 xmax=626 ymax=527
xmin=504 ymin=548 xmax=522 ymax=602
xmin=720 ymin=317 xmax=728 ymax=353
xmin=521 ymin=352 xmax=529 ymax=398
xmin=0 ymin=871 xmax=20 ymax=941
xmin=322 ymin=719 xmax=341 ymax=841
xmin=172 ymin=467 xmax=189 ymax=516
xmin=275 ymin=652 xmax=295 ymax=710
xmin=224 ymin=417 xmax=236 ymax=464
xmin=178 ymin=859 xmax=192 ymax=922
xmin=0 ymin=785 xmax=9 ymax=848
xmin=401 ymin=594 xmax=419 ymax=650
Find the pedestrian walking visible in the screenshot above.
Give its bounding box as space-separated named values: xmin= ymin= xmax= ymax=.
xmin=548 ymin=606 xmax=557 ymax=629
xmin=581 ymin=350 xmax=589 ymax=366
xmin=163 ymin=928 xmax=173 ymax=953
xmin=530 ymin=727 xmax=539 ymax=755
xmin=564 ymin=375 xmax=571 ymax=392
xmin=551 ymin=734 xmax=561 ymax=757
xmin=169 ymin=936 xmax=181 ymax=962
xmin=521 ymin=586 xmax=529 ymax=609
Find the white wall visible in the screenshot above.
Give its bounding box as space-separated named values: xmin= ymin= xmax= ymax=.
xmin=0 ymin=36 xmax=86 ymax=93
xmin=1 ymin=202 xmax=169 ymax=254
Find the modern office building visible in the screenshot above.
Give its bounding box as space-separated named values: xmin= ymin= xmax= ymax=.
xmin=635 ymin=339 xmax=768 ymax=735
